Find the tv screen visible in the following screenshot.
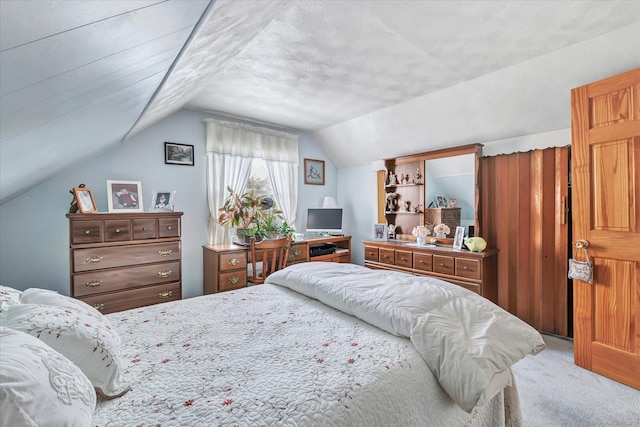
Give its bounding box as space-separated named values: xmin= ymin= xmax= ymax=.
xmin=306 ymin=208 xmax=343 ymax=235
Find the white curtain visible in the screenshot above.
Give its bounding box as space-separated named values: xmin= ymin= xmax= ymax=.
xmin=204 ymin=118 xmax=299 ymax=244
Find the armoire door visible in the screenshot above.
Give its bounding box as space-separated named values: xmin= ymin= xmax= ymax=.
xmin=571 ymin=67 xmax=640 ymax=389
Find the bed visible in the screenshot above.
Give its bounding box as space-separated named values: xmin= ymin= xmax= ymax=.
xmin=0 ymin=262 xmax=544 ymax=426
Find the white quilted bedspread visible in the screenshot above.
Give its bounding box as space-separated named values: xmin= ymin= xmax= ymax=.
xmin=266 ymin=262 xmax=545 ymax=412
xmin=93 ymin=275 xmax=522 ymax=426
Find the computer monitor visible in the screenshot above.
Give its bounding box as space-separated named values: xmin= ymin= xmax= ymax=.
xmin=306 ymin=208 xmax=343 ymax=236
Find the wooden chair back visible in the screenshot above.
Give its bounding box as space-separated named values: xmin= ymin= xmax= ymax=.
xmin=248 ymin=236 xmax=291 ymax=284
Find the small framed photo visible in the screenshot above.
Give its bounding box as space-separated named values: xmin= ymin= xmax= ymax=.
xmin=304 ymin=158 xmax=325 ymax=185
xmin=448 ymin=198 xmax=458 ymax=208
xmin=107 ymin=180 xmax=143 ymax=213
xmin=73 ymin=187 xmax=98 ymax=213
xmin=165 ymin=142 xmax=194 ymax=166
xmin=453 ymin=226 xmax=465 ymax=250
xmin=150 ymin=190 xmax=175 ymax=212
xmin=436 ymin=194 xmax=447 ymax=208
xmin=373 ymin=223 xmax=388 ymax=241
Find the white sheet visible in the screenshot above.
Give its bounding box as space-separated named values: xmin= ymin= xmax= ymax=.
xmin=93 ymin=282 xmax=521 ymax=426
xmin=266 ymin=262 xmax=545 ymax=412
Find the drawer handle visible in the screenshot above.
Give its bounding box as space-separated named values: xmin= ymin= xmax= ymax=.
xmin=158 ymin=290 xmax=173 ymax=299
xmin=158 ymin=249 xmax=172 ymax=256
xmin=463 ymin=266 xmax=469 ymax=270
xmin=228 ymin=276 xmax=240 ymax=284
xmin=167 ymin=226 xmax=173 ymax=230
xmin=440 ymin=263 xmax=445 ymax=266
xmin=158 ymin=270 xmax=173 ymax=278
xmin=383 ymin=255 xmax=389 ymax=259
xmin=84 ymin=230 xmax=91 ymax=235
xmin=85 ymin=280 xmax=103 ymax=288
xmin=142 ymin=227 xmax=147 ymax=231
xmin=115 ymin=228 xmax=121 ymax=233
xmin=92 ymin=303 xmax=104 ymax=311
xmin=86 ymin=256 xmax=103 ymax=264
xmin=419 ymin=260 xmax=425 ymax=264
xmin=400 ymin=257 xmax=407 ymax=261
xmin=293 ymin=250 xmax=302 ymax=256
xmin=228 ymin=258 xmax=240 ymax=266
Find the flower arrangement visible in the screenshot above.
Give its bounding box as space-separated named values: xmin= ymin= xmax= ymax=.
xmin=433 ymin=223 xmax=451 ymax=236
xmin=412 ymin=225 xmax=431 ymax=238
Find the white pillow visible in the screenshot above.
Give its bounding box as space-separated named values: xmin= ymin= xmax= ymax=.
xmin=20 ymin=288 xmax=112 ymax=328
xmin=0 ymin=304 xmax=130 ymax=399
xmin=0 ymin=327 xmax=96 ymax=426
xmin=0 ymin=285 xmax=22 ymax=312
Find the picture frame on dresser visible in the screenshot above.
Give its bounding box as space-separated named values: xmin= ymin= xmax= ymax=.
xmin=107 ymin=180 xmax=143 ymax=213
xmin=73 ymin=186 xmax=98 ymax=213
xmin=453 ymin=226 xmax=465 ymax=251
xmin=150 ymin=190 xmax=175 ymax=212
xmin=436 ymin=195 xmax=447 ymax=208
xmin=372 ymin=223 xmax=388 ymax=241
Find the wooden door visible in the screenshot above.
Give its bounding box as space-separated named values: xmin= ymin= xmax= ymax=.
xmin=571 ymin=67 xmax=640 ymax=389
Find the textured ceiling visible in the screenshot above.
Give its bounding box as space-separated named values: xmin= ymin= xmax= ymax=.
xmin=1 ymin=0 xmax=639 ymax=204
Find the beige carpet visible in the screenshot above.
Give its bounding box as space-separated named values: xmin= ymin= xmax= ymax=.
xmin=511 ymin=334 xmax=640 ymax=426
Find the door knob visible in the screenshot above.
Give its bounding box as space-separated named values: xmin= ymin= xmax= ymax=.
xmin=575 ymin=239 xmax=589 ymax=249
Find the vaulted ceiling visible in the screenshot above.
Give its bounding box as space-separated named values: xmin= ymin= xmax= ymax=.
xmin=1 ymin=0 xmax=639 ymax=204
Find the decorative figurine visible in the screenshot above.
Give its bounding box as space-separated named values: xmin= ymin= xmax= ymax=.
xmin=388 ymin=224 xmax=396 ymax=239
xmin=414 ymin=168 xmax=422 ymax=184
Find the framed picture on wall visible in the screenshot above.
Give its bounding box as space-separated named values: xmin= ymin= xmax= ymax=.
xmin=304 ymin=158 xmax=325 ymax=185
xmin=107 ymin=180 xmax=144 ymax=213
xmin=73 ymin=186 xmax=98 ymax=213
xmin=165 ymin=142 xmax=194 ymax=166
xmin=372 ymin=223 xmax=388 ymax=241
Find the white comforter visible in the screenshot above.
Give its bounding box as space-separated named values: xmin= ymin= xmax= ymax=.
xmin=93 ymin=267 xmax=524 ymax=426
xmin=266 ymin=262 xmax=545 ymax=412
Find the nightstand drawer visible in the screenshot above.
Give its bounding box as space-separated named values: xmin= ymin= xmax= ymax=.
xmin=219 ymin=252 xmax=247 ymax=272
xmin=364 ymin=246 xmax=379 ymax=262
xmin=379 ymin=248 xmax=395 ymax=265
xmin=219 ymin=270 xmax=247 ymax=292
xmin=290 ymin=243 xmax=308 ymax=263
xmin=433 ymin=255 xmax=454 ymax=275
xmin=456 ymin=258 xmax=481 ymax=280
xmin=395 ymin=250 xmax=413 ymax=268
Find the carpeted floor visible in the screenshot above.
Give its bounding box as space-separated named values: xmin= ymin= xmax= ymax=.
xmin=510 ymin=334 xmax=640 ymax=426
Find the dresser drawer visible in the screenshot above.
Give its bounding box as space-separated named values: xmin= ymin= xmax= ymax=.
xmin=414 ymin=253 xmax=433 ymax=272
xmin=433 ymin=255 xmax=454 ymax=275
xmin=79 ymin=282 xmax=181 ymax=314
xmin=73 ymin=242 xmax=180 ymax=272
xmin=133 ymin=219 xmax=157 ymax=240
xmin=364 ymin=246 xmax=379 ymax=262
xmin=219 ymin=251 xmax=247 ymax=272
xmin=219 ymin=270 xmax=247 ymax=292
xmin=456 ymin=258 xmax=481 ymax=280
xmin=379 ymin=248 xmax=395 ymax=265
xmin=70 ymin=220 xmax=103 ymax=244
xmin=72 ymin=261 xmax=180 ymax=297
xmin=104 ymin=220 xmax=131 ymax=242
xmin=395 ymin=250 xmax=413 ymax=268
xmin=158 ymin=218 xmax=180 ymax=238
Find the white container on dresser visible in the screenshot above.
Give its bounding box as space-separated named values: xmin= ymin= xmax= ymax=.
xmin=67 ymin=212 xmax=183 ymax=314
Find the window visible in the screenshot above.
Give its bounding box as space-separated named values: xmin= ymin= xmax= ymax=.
xmin=247 ymin=159 xmax=272 ymax=198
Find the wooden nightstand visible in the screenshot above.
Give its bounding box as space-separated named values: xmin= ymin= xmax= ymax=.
xmin=202 ymin=244 xmax=248 ymax=294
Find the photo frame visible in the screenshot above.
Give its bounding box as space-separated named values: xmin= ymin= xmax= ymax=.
xmin=372 ymin=223 xmax=388 ymax=241
xmin=448 ymin=198 xmax=458 ymax=208
xmin=436 ymin=194 xmax=448 ymax=208
xmin=150 ymin=190 xmax=175 ymax=212
xmin=106 ymin=180 xmax=143 ymax=213
xmin=165 ymin=142 xmax=194 ymax=166
xmin=453 ymin=226 xmax=465 ymax=250
xmin=73 ymin=187 xmax=98 ymax=213
xmin=304 ymin=158 xmax=325 ymax=185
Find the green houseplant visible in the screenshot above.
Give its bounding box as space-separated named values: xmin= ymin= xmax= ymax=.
xmin=218 ymin=187 xmax=294 ymax=242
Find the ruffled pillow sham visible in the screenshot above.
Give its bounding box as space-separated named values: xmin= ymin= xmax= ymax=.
xmin=0 ymin=303 xmax=130 ymax=399
xmin=0 ymin=285 xmax=22 ymax=312
xmin=0 ymin=327 xmax=96 ymax=426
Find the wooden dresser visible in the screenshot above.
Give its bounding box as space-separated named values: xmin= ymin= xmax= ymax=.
xmin=67 ymin=212 xmax=183 ymax=314
xmin=363 ymin=240 xmax=497 ymax=302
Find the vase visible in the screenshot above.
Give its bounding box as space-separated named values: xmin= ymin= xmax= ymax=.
xmin=416 ymin=236 xmax=427 ymax=246
xmin=435 ymin=232 xmax=447 ymax=238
